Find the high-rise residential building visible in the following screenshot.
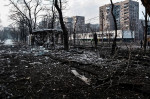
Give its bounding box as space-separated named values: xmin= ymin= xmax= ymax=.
xmin=138 ymin=19 xmax=150 ymax=41
xmin=72 ymin=16 xmax=85 ymax=33
xmin=64 ymin=17 xmax=73 ymax=34
xmin=85 ymin=23 xmax=100 ymax=33
xmin=99 ymin=0 xmax=139 ymax=40
xmin=64 ymin=16 xmax=85 ymax=33
xmin=38 ymin=18 xmax=48 ymax=29
xmin=138 ymin=19 xmax=144 ymax=40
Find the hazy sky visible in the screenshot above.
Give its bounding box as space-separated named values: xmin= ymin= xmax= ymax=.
xmin=0 ymin=0 xmax=145 ymax=27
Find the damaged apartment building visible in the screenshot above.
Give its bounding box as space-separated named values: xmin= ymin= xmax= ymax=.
xmin=99 ymin=0 xmax=139 ymax=41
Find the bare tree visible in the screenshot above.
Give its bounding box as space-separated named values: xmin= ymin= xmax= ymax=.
xmin=9 ymin=10 xmax=28 ymax=42
xmin=0 ymin=15 xmax=2 ymax=30
xmin=144 ymin=9 xmax=148 ymax=53
xmin=73 ymin=17 xmax=78 ymax=47
xmin=9 ymin=0 xmax=32 ymax=34
xmin=110 ymin=0 xmax=118 ymax=55
xmin=33 ymin=0 xmax=42 ymax=29
xmin=141 ymin=0 xmax=150 ymax=16
xmin=53 ymin=0 xmax=69 ymax=51
xmin=51 ymin=0 xmax=56 ymax=47
xmin=9 ymin=0 xmax=42 ymax=34
xmin=101 ymin=11 xmax=104 ymax=44
xmin=9 ymin=24 xmax=20 ymax=41
xmin=130 ymin=19 xmax=135 ymax=42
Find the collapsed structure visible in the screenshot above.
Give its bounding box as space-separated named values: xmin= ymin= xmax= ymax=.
xmin=28 ymin=29 xmax=62 ymax=46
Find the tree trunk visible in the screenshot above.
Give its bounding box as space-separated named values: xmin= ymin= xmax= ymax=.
xmin=144 ymin=9 xmax=148 ymax=53
xmin=51 ymin=4 xmax=55 ymax=48
xmin=110 ymin=0 xmax=118 ymax=55
xmin=102 ymin=13 xmax=104 ymax=45
xmin=141 ymin=0 xmax=150 ymax=16
xmin=54 ymin=0 xmax=69 ymax=51
xmin=73 ymin=18 xmax=78 ymax=47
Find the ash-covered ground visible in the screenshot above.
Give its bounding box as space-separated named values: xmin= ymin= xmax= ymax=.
xmin=0 ymin=40 xmax=150 ymax=99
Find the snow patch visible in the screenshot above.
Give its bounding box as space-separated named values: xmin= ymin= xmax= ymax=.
xmin=4 ymin=39 xmax=14 ymax=45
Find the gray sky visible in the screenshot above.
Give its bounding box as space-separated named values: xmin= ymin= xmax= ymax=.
xmin=0 ymin=0 xmax=145 ymax=27
xmin=65 ymin=0 xmax=145 ymax=23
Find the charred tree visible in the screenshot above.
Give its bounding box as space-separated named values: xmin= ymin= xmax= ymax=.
xmin=22 ymin=0 xmax=32 ymax=35
xmin=73 ymin=17 xmax=78 ymax=47
xmin=144 ymin=9 xmax=148 ymax=53
xmin=101 ymin=12 xmax=104 ymax=44
xmin=54 ymin=0 xmax=69 ymax=51
xmin=51 ymin=1 xmax=56 ymax=47
xmin=33 ymin=0 xmax=42 ymax=30
xmin=110 ymin=0 xmax=118 ymax=55
xmin=141 ymin=0 xmax=150 ymax=16
xmin=9 ymin=0 xmax=42 ymax=34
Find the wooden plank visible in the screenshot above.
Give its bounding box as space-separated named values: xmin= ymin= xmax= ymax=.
xmin=71 ymin=70 xmax=90 ymax=85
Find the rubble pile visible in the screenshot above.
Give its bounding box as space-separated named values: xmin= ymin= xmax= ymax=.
xmin=0 ymin=43 xmax=150 ymax=98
